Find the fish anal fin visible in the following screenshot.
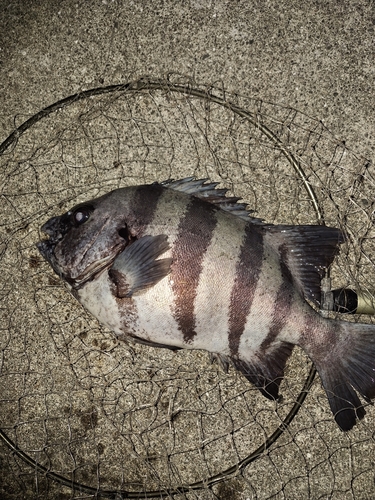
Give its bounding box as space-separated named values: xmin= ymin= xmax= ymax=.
xmin=109 ymin=234 xmax=172 ymax=298
xmin=231 ymin=342 xmax=294 ymax=400
xmin=265 ymin=225 xmax=345 ymax=306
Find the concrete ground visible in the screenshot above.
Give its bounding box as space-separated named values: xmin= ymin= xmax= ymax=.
xmin=0 ymin=1 xmax=374 ymax=499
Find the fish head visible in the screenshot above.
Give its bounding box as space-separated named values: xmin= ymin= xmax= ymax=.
xmin=37 ymin=189 xmax=135 ymax=287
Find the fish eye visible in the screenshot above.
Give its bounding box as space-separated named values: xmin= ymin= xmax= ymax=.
xmin=70 ymin=206 xmax=92 ymax=226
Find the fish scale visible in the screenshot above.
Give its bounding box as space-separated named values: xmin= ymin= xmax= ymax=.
xmin=193 ymin=211 xmax=245 ymax=354
xmin=171 ymin=197 xmax=218 ymax=344
xmin=37 ymin=177 xmax=375 ymax=431
xmin=229 ymin=224 xmax=265 ymax=358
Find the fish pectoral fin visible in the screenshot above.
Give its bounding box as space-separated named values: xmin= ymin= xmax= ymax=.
xmin=109 ymin=234 xmax=172 ymax=298
xmin=231 ymin=342 xmax=294 ymax=400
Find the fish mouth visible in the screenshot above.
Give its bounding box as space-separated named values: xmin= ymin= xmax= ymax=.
xmin=36 ymin=238 xmax=56 ymax=264
xmin=36 ymin=237 xmax=63 ymax=277
xmin=36 ymin=236 xmax=118 ymax=288
xmin=36 ymin=214 xmax=71 ymax=269
xmin=37 ymin=214 xmax=126 ymax=288
xmin=70 ymin=253 xmax=118 ymax=288
xmin=37 ymin=231 xmax=125 ymax=289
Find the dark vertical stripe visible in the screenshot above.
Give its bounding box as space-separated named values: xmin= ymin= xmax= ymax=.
xmin=260 ymin=262 xmax=294 ymax=353
xmin=128 ymin=184 xmax=164 ymax=235
xmin=171 ymin=199 xmax=217 ymax=343
xmin=228 ymin=225 xmax=264 ymax=357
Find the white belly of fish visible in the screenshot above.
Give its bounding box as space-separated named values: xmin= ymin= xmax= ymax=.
xmin=75 ymin=273 xmax=127 ymax=336
xmin=76 ymin=270 xmax=187 ymax=347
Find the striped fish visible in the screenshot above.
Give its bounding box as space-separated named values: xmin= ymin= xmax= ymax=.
xmin=37 ymin=178 xmax=375 ymax=431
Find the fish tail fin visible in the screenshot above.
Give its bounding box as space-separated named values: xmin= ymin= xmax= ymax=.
xmin=315 ymin=321 xmax=375 ymax=431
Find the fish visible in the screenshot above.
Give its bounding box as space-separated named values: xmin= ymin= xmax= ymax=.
xmin=36 ymin=177 xmax=375 ymax=431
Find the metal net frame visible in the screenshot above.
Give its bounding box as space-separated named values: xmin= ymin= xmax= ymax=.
xmin=0 ymin=77 xmax=374 ymax=499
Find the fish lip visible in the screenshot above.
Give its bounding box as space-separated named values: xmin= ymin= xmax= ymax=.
xmin=70 ymin=253 xmax=119 ymax=289
xmin=36 ymin=213 xmax=77 ymax=275
xmin=40 ymin=220 xmax=56 ymax=237
xmin=40 ymin=214 xmax=72 ymax=242
xmin=36 ymin=238 xmax=55 ymax=262
xmin=36 ymin=238 xmax=62 ymax=277
xmin=36 ymin=236 xmax=126 ymax=289
xmin=36 ymin=214 xmax=70 ymax=266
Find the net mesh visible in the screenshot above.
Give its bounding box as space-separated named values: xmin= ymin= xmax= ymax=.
xmin=0 ymin=78 xmax=374 ymax=499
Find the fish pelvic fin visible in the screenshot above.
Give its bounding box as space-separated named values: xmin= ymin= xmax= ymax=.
xmin=231 ymin=341 xmax=294 ymax=400
xmin=109 ymin=234 xmax=172 ymax=298
xmin=315 ymin=321 xmax=375 ymax=431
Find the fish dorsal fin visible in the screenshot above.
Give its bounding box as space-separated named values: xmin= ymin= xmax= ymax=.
xmin=160 ymin=177 xmax=263 ymax=223
xmin=265 ymin=224 xmax=345 ymax=306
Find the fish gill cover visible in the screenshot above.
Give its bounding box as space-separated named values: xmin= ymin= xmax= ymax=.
xmin=0 ymin=78 xmax=374 ymax=499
